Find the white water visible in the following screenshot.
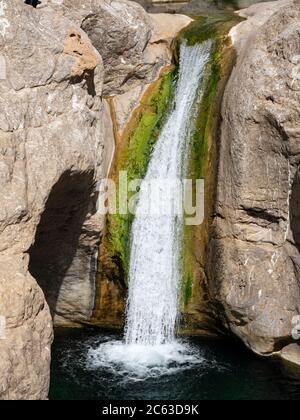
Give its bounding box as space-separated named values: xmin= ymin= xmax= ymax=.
xmin=125 ymin=40 xmax=212 ymax=346
xmin=87 ymin=339 xmax=205 ymax=380
xmin=88 ymin=41 xmax=212 ymax=376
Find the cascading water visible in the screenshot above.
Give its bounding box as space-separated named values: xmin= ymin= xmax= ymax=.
xmin=125 ymin=40 xmax=212 ymax=346
xmin=87 ymin=40 xmax=212 ymax=377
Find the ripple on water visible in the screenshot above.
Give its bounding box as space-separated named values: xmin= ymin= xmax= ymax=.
xmin=50 ymin=331 xmax=300 ymax=400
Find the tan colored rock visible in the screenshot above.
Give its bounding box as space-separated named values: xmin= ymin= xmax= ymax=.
xmin=112 ymin=84 xmax=148 ymax=135
xmin=43 ymin=1 xmax=192 ymax=134
xmin=149 ymin=13 xmax=192 ymax=44
xmin=229 ymin=0 xmax=292 ymax=51
xmin=112 ymin=11 xmax=192 ymax=134
xmin=63 ymin=27 xmax=100 ymax=78
xmin=0 ymin=0 xmax=113 ymax=399
xmin=281 ymin=344 xmax=300 ymax=368
xmin=44 ymin=0 xmax=152 ymax=96
xmin=209 ymin=0 xmax=300 ymax=355
xmin=0 ymin=255 xmax=52 ymax=400
xmin=44 ymin=1 xmax=192 ymax=100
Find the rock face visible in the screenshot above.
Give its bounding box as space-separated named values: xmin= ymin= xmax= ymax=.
xmin=209 ymin=0 xmax=300 ymax=355
xmin=47 ymin=0 xmax=154 ymax=96
xmin=43 ymin=0 xmax=191 ymax=97
xmin=0 ymin=255 xmax=52 ymax=400
xmin=112 ymin=12 xmax=192 ymax=134
xmin=0 ymin=0 xmax=113 ymax=399
xmin=42 ymin=0 xmax=192 ymax=135
xmin=281 ymin=343 xmax=300 ymax=369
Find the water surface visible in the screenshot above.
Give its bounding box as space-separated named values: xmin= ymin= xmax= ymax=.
xmin=50 ymin=329 xmax=300 ymax=400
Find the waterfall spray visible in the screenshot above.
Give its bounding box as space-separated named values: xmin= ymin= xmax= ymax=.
xmin=87 ymin=40 xmax=212 ymax=376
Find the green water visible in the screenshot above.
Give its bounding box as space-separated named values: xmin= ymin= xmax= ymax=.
xmin=50 ymin=329 xmax=300 ymax=400
xmin=141 ymin=0 xmax=272 ymax=15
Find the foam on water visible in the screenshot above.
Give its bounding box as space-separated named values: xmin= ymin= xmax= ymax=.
xmin=86 ymin=339 xmax=205 ymax=380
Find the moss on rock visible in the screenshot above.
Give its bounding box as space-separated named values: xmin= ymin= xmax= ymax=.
xmin=104 ymin=71 xmax=174 ymax=283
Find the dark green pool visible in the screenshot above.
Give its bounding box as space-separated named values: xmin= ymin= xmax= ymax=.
xmin=49 ymin=329 xmax=300 ymax=400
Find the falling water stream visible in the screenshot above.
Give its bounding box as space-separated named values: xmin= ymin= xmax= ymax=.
xmin=125 ymin=40 xmax=212 ymax=346
xmin=82 ymin=41 xmax=213 ymax=378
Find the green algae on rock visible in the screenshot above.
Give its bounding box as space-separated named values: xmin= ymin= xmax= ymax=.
xmin=92 ymin=71 xmax=175 ymax=328
xmin=107 ymin=71 xmax=174 ymax=278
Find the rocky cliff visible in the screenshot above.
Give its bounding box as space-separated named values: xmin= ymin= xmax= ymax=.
xmin=2 ymin=0 xmax=299 ymax=401
xmin=0 ymin=0 xmax=112 ymax=399
xmin=209 ymin=0 xmax=300 ymax=358
xmin=0 ymin=0 xmax=190 ymax=399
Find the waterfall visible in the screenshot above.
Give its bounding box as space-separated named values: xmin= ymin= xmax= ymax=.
xmin=125 ymin=40 xmax=212 ymax=346
xmin=87 ymin=40 xmax=212 ymax=376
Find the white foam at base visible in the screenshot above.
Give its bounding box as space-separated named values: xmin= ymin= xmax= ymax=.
xmin=86 ymin=340 xmax=204 ymax=380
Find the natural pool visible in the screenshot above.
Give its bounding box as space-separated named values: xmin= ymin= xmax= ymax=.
xmin=50 ymin=329 xmax=300 ymax=400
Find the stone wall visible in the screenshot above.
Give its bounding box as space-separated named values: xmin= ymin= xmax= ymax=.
xmin=209 ymin=0 xmax=300 ymax=356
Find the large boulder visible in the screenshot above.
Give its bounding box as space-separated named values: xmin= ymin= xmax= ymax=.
xmin=209 ymin=0 xmax=300 ymax=355
xmin=0 ymin=255 xmax=51 ymax=400
xmin=43 ymin=0 xmax=190 ymax=96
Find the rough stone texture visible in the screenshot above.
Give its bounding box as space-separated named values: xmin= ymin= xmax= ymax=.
xmin=0 ymin=0 xmax=112 ymax=399
xmin=43 ymin=0 xmax=187 ymax=97
xmin=112 ymin=12 xmax=192 ymax=134
xmin=0 ymin=254 xmax=52 ymax=400
xmin=42 ymin=1 xmax=192 ymax=132
xmin=281 ymin=344 xmax=300 ymax=368
xmin=209 ymin=0 xmax=300 ymax=355
xmin=229 ymin=0 xmax=291 ymax=50
xmin=150 ymin=13 xmax=192 ymax=44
